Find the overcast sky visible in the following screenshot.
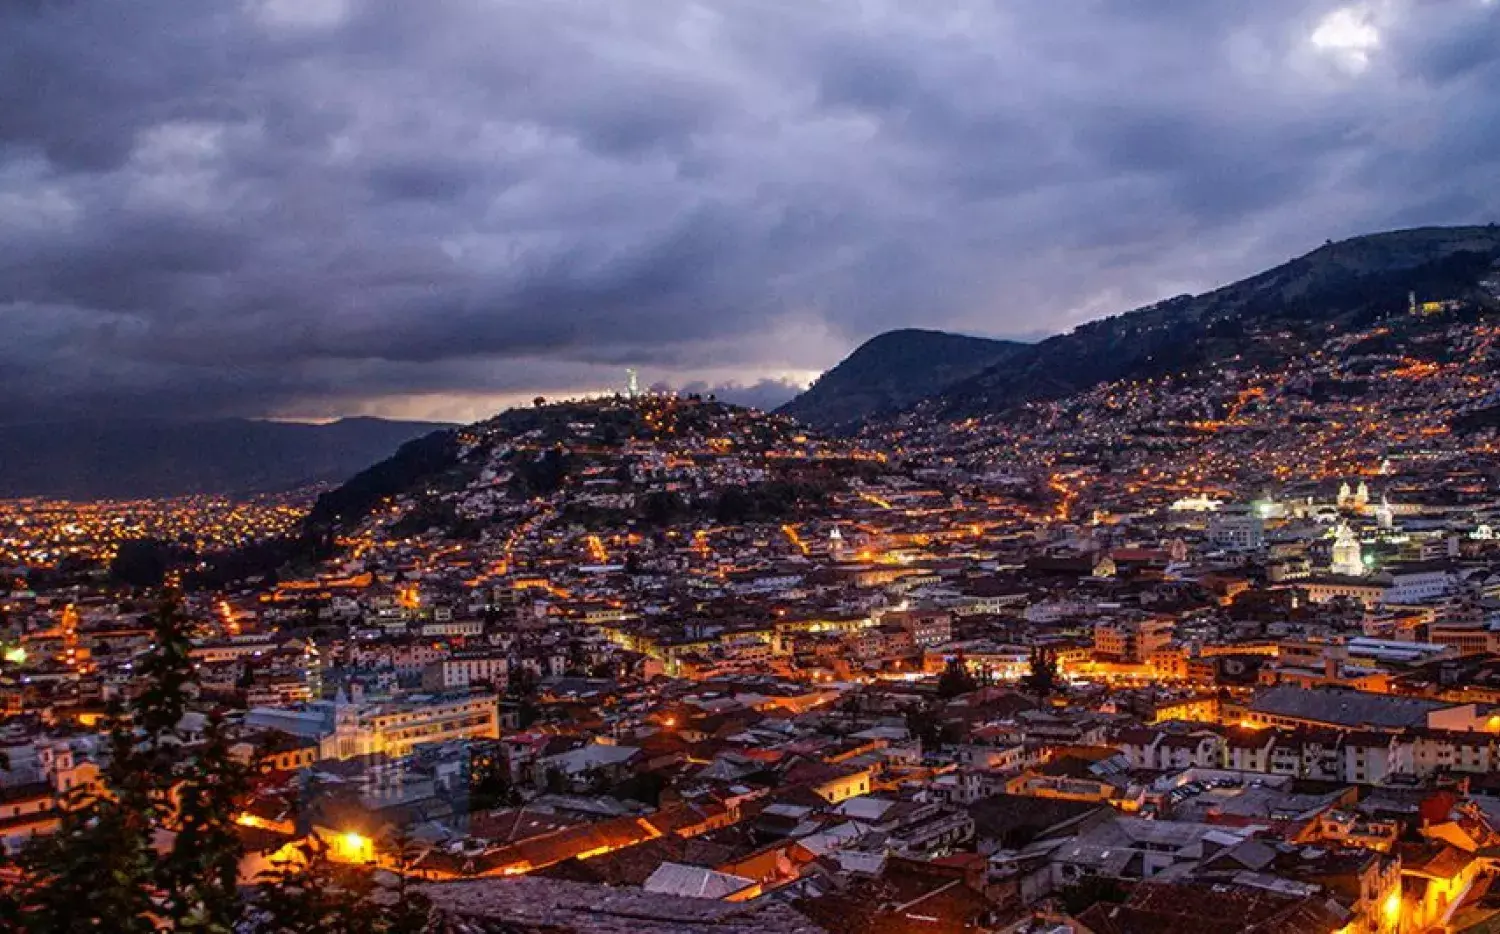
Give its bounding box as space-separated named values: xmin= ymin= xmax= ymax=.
xmin=3 ymin=0 xmax=1498 ymax=424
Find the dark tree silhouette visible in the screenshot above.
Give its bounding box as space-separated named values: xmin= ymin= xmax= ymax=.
xmin=1022 ymin=645 xmax=1061 ymax=701
xmin=4 ymin=597 xmax=435 ymax=933
xmin=109 ymin=538 xmax=182 ymax=589
xmin=936 ymin=655 xmax=979 ymax=699
xmin=9 ymin=598 xmax=249 ymax=933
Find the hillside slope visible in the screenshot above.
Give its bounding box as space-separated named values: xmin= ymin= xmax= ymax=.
xmin=778 ymin=328 xmax=1028 ymax=430
xmin=935 ymin=225 xmax=1500 ymax=418
xmin=301 ymin=396 xmax=845 ymax=541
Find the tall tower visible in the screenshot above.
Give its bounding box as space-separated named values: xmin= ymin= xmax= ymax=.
xmin=304 ymin=638 xmax=324 ymax=700
xmin=626 ymin=368 xmax=639 ymax=398
xmin=61 ymin=604 xmax=79 ymax=669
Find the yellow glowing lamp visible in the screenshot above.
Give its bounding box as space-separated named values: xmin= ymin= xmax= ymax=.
xmin=1382 ymin=889 xmax=1401 ymax=923
xmin=3 ymin=646 xmax=25 ymax=664
xmin=333 ymin=831 xmax=373 ymax=863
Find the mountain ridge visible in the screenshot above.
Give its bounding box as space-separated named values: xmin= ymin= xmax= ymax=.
xmin=0 ymin=417 xmax=453 ymax=500
xmin=934 ymin=224 xmax=1500 ymax=419
xmin=776 ymin=328 xmax=1028 ymax=431
xmin=778 ymin=225 xmax=1500 ymax=428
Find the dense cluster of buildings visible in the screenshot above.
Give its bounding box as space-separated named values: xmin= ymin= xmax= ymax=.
xmin=0 ymin=492 xmax=308 ymax=570
xmin=6 ymin=319 xmax=1500 ymax=932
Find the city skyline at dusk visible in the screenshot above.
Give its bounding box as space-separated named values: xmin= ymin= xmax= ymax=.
xmin=3 ymin=1 xmax=1500 ymax=422
xmin=8 ymin=4 xmax=1500 ymax=933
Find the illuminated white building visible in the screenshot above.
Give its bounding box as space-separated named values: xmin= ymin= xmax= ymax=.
xmin=1376 ymin=494 xmax=1394 ymax=530
xmin=1169 ymin=494 xmax=1223 ymax=513
xmin=1330 ymin=523 xmax=1365 ymax=577
xmin=246 ymin=689 xmax=499 ymax=762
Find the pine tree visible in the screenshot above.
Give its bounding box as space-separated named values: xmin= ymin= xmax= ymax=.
xmin=14 ymin=597 xmax=198 ymax=933
xmin=250 ymin=832 xmax=432 ymax=934
xmin=467 ymin=742 xmax=519 ymax=812
xmin=1023 ymin=645 xmax=1061 ymax=701
xmin=11 ymin=595 xmax=434 ymax=932
xmin=902 ymin=702 xmax=948 ymax=753
xmin=158 ymin=709 xmax=253 ymax=932
xmin=382 ymin=832 xmax=435 ymax=934
xmin=252 ymin=834 xmax=368 ymax=934
xmin=936 ymin=655 xmax=979 ymax=699
xmin=13 ymin=765 xmax=160 ymax=933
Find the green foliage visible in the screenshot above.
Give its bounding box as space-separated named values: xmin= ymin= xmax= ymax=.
xmin=639 ymin=491 xmax=687 ymax=526
xmin=9 ymin=796 xmax=160 ymax=932
xmin=936 ymin=655 xmax=979 ymax=699
xmin=610 ymin=771 xmax=666 ymax=807
xmin=184 ymin=535 xmax=304 ymax=590
xmin=709 ymin=480 xmax=831 ymax=523
xmin=902 ymin=702 xmax=957 ymax=753
xmin=510 ymin=448 xmax=572 ymax=497
xmin=566 ymin=640 xmax=589 ymax=676
xmin=9 ymin=598 xmax=240 ymax=933
xmin=157 ymin=710 xmax=252 ymax=932
xmin=388 ymin=499 xmax=465 ymax=539
xmin=6 ymin=597 xmax=434 ymax=933
xmin=306 ymin=429 xmax=461 ymax=531
xmin=589 ymin=659 xmax=618 ymax=680
xmin=252 ymin=835 xmax=371 ymax=934
xmin=467 ymin=743 xmax=520 ymax=812
xmin=110 ymin=538 xmax=187 ymax=589
xmin=1022 ymin=645 xmax=1061 ymax=701
xmin=249 ymin=831 xmax=431 ymax=934
xmin=506 ymin=668 xmax=541 ymax=728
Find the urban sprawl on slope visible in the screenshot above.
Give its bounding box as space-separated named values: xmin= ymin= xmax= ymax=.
xmin=9 ymin=304 xmax=1500 ymax=932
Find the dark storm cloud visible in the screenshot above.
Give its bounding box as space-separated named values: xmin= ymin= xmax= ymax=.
xmin=665 ymin=379 xmax=807 ymax=412
xmin=2 ymin=0 xmax=1498 ymax=423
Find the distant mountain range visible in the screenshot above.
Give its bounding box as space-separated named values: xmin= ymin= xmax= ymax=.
xmin=0 ymin=417 xmax=452 ymax=500
xmin=15 ymin=226 xmax=1499 ymax=499
xmin=780 ymin=225 xmax=1500 ymax=428
xmin=776 ymin=328 xmax=1028 ymax=431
